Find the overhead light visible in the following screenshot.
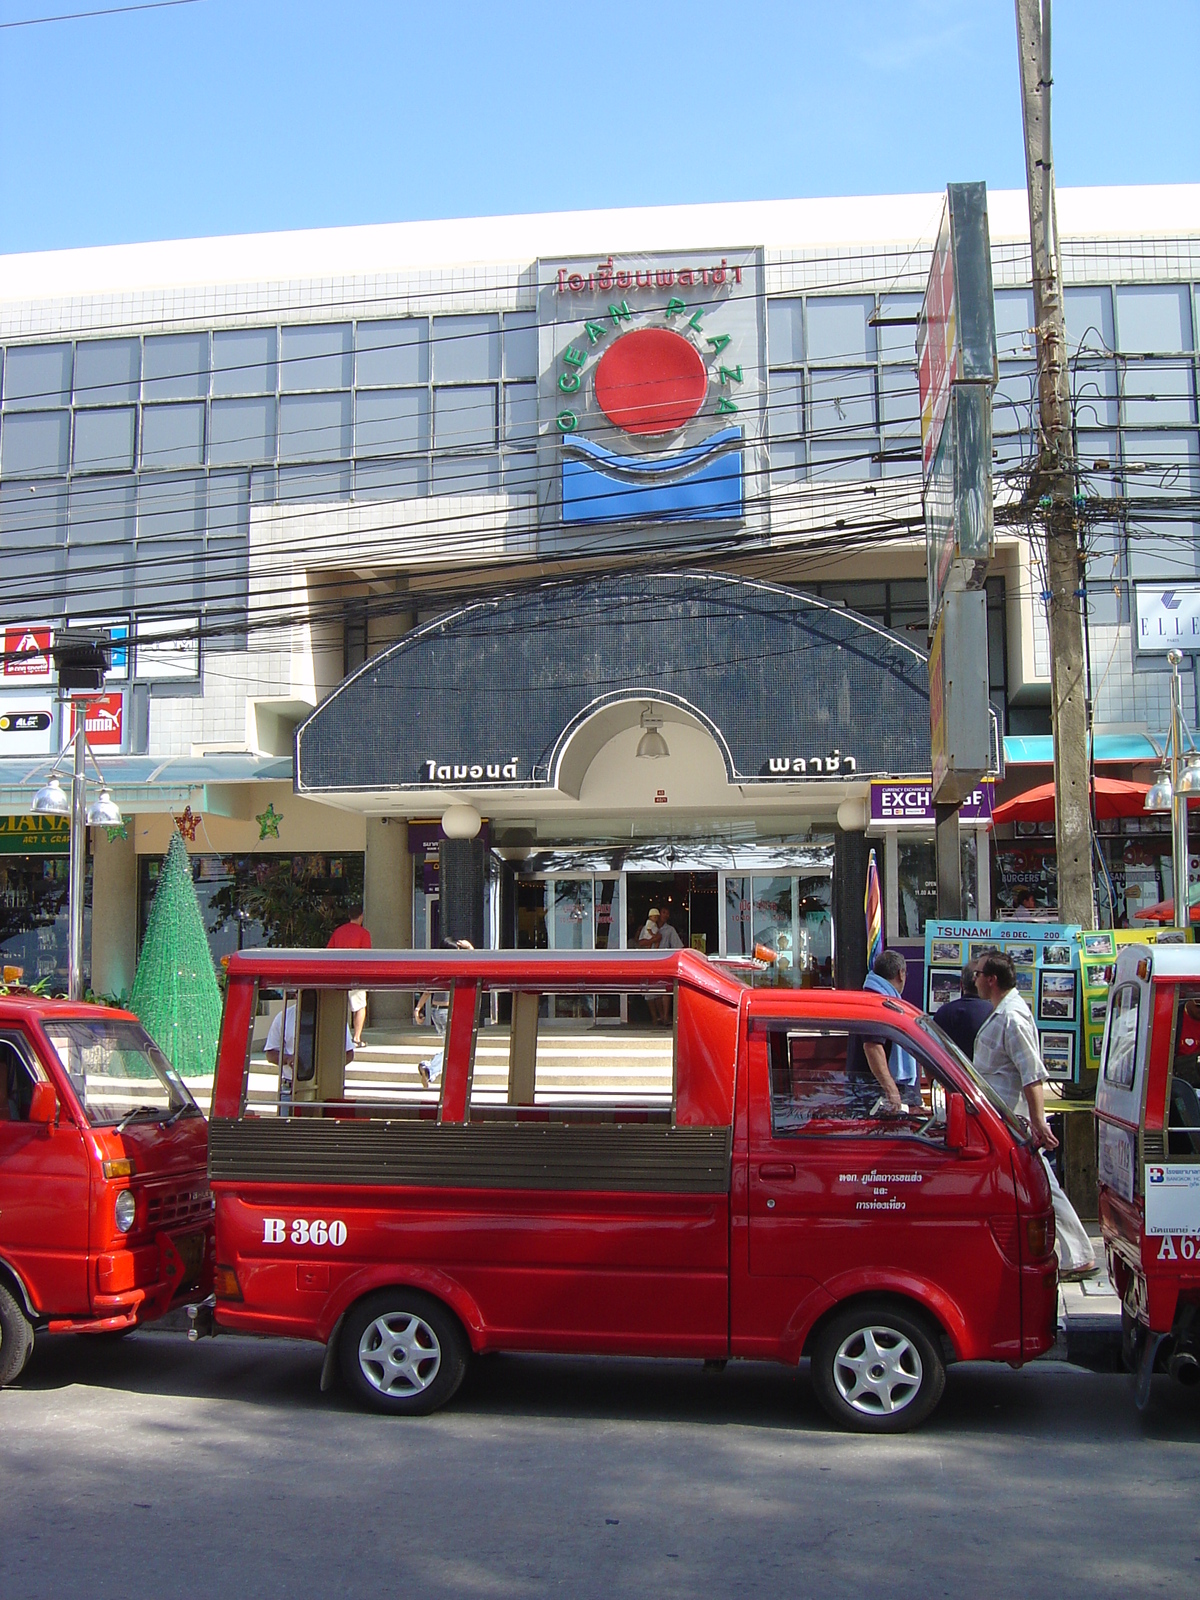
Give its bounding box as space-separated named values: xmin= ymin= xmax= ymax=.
xmin=31 ymin=776 xmax=70 ymax=817
xmin=635 ymin=705 xmax=670 ymax=760
xmin=1177 ymin=755 xmax=1200 ymax=795
xmin=86 ymin=789 xmax=123 ymax=827
xmin=1145 ymin=769 xmax=1174 ymax=811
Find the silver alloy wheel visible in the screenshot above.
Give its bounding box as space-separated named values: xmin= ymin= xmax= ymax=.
xmin=831 ymin=1323 xmax=923 ymax=1416
xmin=357 ymin=1311 xmax=443 ymax=1397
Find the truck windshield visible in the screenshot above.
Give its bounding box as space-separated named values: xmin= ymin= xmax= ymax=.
xmin=41 ymin=1018 xmax=196 ymax=1128
xmin=915 ymin=1016 xmax=1033 ymax=1144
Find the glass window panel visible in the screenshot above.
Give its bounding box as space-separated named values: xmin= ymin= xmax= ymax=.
xmin=277 ymin=464 xmax=351 ymax=502
xmin=770 ymin=440 xmax=806 ymax=483
xmin=137 ymin=471 xmax=205 ymax=539
xmin=212 ymin=328 xmax=277 ymax=396
xmin=207 ymin=470 xmax=250 ymax=539
xmin=279 ymin=393 xmax=351 ymax=461
xmin=0 ymin=477 xmax=67 ymax=548
xmin=355 ymin=388 xmax=428 ymax=457
xmin=69 ymin=476 xmax=136 ymax=544
xmin=994 ymin=290 xmax=1035 ymax=361
xmin=1076 ymin=431 xmax=1119 ymax=497
xmin=73 ymin=407 xmax=135 ymax=472
xmin=3 ymin=343 xmax=72 ymax=409
xmin=552 ymin=879 xmax=594 ymax=951
xmin=355 ymin=319 xmax=427 ymax=387
xmin=503 ymin=449 xmax=537 ymax=493
xmin=354 ymin=458 xmax=426 ymax=500
xmin=1064 ymin=286 xmax=1114 ymax=356
xmin=992 ymin=432 xmax=1028 ymax=476
xmin=432 ymin=314 xmax=500 ymax=383
xmin=993 ymin=361 xmax=1037 ymax=435
xmin=1071 ymin=361 xmax=1119 ymax=428
xmin=280 ymin=323 xmax=352 ymax=392
xmin=1115 ymin=285 xmax=1192 ymax=354
xmin=1121 ymin=359 xmax=1196 ymax=426
xmin=1 ymin=410 xmax=69 ymax=476
xmin=767 ymin=299 xmax=804 ymax=366
xmin=1123 ymin=431 xmax=1200 ymax=495
xmin=881 ymin=438 xmax=922 ymax=477
xmin=809 ymin=368 xmax=876 ymax=434
xmin=768 ymin=370 xmax=804 ymax=438
xmin=750 ymin=876 xmax=795 ymax=959
xmin=209 ymin=396 xmax=276 ymax=464
xmin=431 ymin=453 xmax=499 ymax=495
xmin=809 ymin=439 xmax=876 ymax=480
xmin=724 ymin=876 xmax=751 ymax=956
xmin=143 ymin=332 xmax=208 ymax=401
xmin=898 ymin=835 xmax=937 ymax=938
xmin=503 ymin=311 xmax=538 ymax=380
xmin=134 ymin=540 xmax=202 ymax=607
xmin=823 ymin=581 xmax=886 ymax=614
xmin=434 ymin=385 xmax=497 ymax=450
xmin=504 ymin=381 xmax=537 ymax=445
xmin=876 ymin=293 xmax=922 ymax=364
xmin=140 ymin=401 xmax=205 ymax=468
xmin=64 ymin=537 xmax=132 ymax=610
xmin=73 ymin=339 xmax=139 ymax=406
xmin=879 ymin=366 xmax=919 ymax=434
xmin=1127 ymin=520 xmax=1199 ymax=582
xmin=806 ymin=296 xmax=874 ymax=363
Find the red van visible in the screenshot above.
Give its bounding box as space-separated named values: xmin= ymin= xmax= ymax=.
xmin=1095 ymin=944 xmax=1200 ymax=1406
xmin=197 ymin=948 xmax=1056 ymax=1432
xmin=0 ymin=996 xmax=213 ymax=1386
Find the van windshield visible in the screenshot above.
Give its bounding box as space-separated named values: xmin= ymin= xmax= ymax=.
xmin=41 ymin=1018 xmax=196 ymax=1128
xmin=915 ymin=1016 xmax=1033 ymax=1144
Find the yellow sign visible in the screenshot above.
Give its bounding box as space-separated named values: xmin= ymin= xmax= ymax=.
xmin=0 ymin=814 xmax=70 ymax=854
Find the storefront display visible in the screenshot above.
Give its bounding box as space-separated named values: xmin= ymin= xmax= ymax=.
xmin=924 ymin=919 xmax=1084 ymax=1083
xmin=0 ymin=816 xmax=87 ymax=991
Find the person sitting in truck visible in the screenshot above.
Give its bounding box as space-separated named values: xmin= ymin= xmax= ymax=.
xmin=849 ymin=950 xmax=922 ymax=1116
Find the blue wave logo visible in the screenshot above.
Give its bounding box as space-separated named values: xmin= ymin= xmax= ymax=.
xmin=561 ymin=427 xmax=743 ymax=525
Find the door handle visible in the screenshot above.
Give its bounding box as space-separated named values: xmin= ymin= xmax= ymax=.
xmin=759 ymin=1162 xmax=796 ymax=1181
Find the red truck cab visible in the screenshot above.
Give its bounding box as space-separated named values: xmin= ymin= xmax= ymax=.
xmin=0 ymin=996 xmax=213 ymax=1386
xmin=1095 ymin=944 xmax=1200 ymax=1405
xmin=202 ymin=948 xmax=1056 ymax=1431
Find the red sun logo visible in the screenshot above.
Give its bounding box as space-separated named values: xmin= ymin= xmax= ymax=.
xmin=592 ymin=327 xmax=707 ymax=436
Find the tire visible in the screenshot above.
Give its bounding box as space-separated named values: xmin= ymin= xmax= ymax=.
xmin=810 ymin=1299 xmax=946 ymax=1433
xmin=0 ymin=1282 xmax=34 ymax=1388
xmin=339 ymin=1289 xmax=468 ymax=1416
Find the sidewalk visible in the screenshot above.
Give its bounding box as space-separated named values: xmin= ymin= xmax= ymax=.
xmin=1048 ymin=1229 xmax=1125 ymax=1371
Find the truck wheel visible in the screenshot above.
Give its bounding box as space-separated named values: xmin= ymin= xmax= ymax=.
xmin=811 ymin=1300 xmax=945 ymax=1433
xmin=0 ymin=1283 xmax=34 ymax=1387
xmin=339 ymin=1289 xmax=468 ymax=1416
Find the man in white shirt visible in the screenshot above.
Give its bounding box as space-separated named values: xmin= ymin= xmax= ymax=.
xmin=656 ymin=908 xmax=684 ymax=951
xmin=974 ymin=952 xmax=1094 ymax=1277
xmin=264 ymin=1000 xmax=354 ymax=1067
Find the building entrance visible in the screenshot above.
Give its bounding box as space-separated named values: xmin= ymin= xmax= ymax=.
xmin=626 ymin=872 xmax=719 ymax=956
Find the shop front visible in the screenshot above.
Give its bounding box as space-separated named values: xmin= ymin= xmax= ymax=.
xmin=297 ymin=570 xmax=950 ymax=987
xmin=0 ymin=814 xmax=86 ymax=989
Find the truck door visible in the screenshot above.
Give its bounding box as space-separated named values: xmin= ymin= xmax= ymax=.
xmin=0 ymin=1031 xmax=91 ymax=1314
xmin=736 ymin=1018 xmax=1019 ymax=1362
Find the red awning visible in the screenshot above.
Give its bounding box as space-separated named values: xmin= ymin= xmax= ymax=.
xmin=993 ymin=776 xmax=1151 ymax=826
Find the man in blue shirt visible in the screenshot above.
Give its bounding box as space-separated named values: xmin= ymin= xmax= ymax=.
xmin=933 ymin=961 xmax=993 ymax=1060
xmin=850 ymin=949 xmax=922 ymax=1115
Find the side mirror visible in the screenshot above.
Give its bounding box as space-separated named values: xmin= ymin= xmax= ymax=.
xmin=28 ymin=1081 xmax=57 ymax=1126
xmin=946 ymin=1092 xmax=968 ymax=1150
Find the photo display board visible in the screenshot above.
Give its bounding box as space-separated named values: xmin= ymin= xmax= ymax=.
xmin=923 ymin=921 xmax=1083 ymax=1083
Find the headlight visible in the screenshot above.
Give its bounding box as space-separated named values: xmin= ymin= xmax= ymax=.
xmin=114 ymin=1189 xmax=137 ymax=1233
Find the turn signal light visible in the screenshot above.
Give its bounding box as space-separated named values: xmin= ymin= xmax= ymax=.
xmin=213 ymin=1264 xmax=243 ymax=1301
xmin=102 ymin=1158 xmax=135 ymax=1179
xmin=1026 ymin=1216 xmax=1055 ymax=1260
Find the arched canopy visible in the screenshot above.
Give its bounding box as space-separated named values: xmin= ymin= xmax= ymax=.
xmin=295 ymin=571 xmax=932 ymax=796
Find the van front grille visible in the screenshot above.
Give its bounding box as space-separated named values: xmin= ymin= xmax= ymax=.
xmin=146 ymin=1186 xmax=214 ymax=1229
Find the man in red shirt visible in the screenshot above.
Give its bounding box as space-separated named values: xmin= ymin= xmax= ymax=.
xmin=327 ymin=902 xmax=372 ymax=1046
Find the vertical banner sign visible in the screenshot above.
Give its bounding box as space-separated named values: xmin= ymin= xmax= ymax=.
xmin=918 ymin=183 xmax=999 ymax=804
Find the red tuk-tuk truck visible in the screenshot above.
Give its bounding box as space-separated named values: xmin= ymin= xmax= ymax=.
xmin=194 ymin=947 xmax=1057 ymax=1432
xmin=1095 ymin=944 xmax=1200 ymax=1406
xmin=0 ymin=996 xmax=213 ymax=1386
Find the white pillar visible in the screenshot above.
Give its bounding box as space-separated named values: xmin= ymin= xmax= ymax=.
xmin=363 ymin=817 xmax=411 ymax=1022
xmin=90 ymin=824 xmax=138 ymax=1001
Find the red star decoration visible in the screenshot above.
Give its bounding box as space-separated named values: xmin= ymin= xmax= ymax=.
xmin=174 ymin=806 xmax=200 ymax=842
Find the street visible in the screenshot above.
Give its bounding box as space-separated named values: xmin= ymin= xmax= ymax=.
xmin=2 ymin=1331 xmax=1198 ymax=1599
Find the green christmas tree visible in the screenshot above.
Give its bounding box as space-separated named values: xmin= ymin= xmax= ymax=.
xmin=129 ymin=830 xmax=223 ymax=1079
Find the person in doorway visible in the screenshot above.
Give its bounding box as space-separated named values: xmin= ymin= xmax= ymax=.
xmin=637 ymin=908 xmax=661 ymax=949
xmin=973 ymin=952 xmax=1095 ymax=1278
xmin=415 ymin=937 xmax=474 ymax=1089
xmin=1014 ymin=887 xmax=1039 ymax=915
xmin=651 ymin=907 xmax=684 ymax=1024
xmin=933 ymin=960 xmax=992 ymax=1059
xmin=850 ymin=950 xmax=922 ymax=1116
xmin=327 ymin=902 xmax=372 ymax=1046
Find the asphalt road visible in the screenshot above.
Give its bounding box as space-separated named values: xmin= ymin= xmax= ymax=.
xmin=3 ymin=1332 xmax=1198 ymax=1600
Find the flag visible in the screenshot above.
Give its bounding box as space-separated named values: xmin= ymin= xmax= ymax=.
xmin=864 ymin=848 xmax=883 ymax=971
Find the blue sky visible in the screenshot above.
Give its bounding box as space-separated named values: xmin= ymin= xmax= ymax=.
xmin=0 ymin=0 xmax=1195 ymax=253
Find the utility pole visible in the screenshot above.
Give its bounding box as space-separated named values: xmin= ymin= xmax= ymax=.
xmin=1014 ymin=0 xmax=1094 ymax=930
